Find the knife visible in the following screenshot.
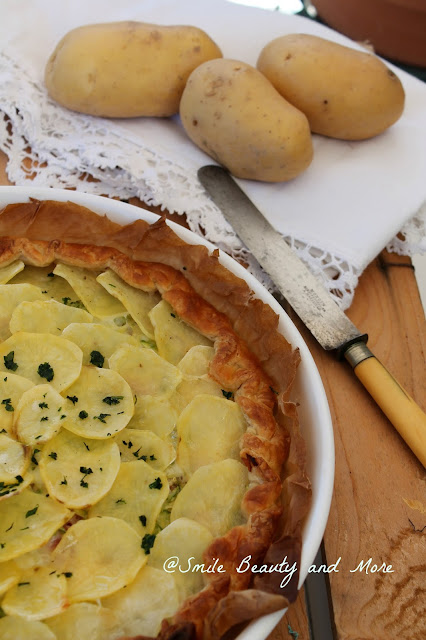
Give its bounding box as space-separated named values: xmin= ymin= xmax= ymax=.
xmin=198 ymin=165 xmax=426 ymax=468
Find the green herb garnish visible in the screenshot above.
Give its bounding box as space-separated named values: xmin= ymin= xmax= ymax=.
xmin=141 ymin=533 xmax=156 ymax=555
xmin=38 ymin=362 xmax=54 ymax=382
xmin=4 ymin=352 xmax=17 ymax=371
xmin=90 ymin=350 xmax=104 ymax=368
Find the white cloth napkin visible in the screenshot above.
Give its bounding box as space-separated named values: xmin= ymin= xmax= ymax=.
xmin=1 ymin=0 xmax=426 ymax=308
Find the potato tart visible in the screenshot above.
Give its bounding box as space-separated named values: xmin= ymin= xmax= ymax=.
xmin=0 ymin=199 xmax=310 ymax=640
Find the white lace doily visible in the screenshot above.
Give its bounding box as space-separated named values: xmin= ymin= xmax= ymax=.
xmin=1 ymin=0 xmax=426 ymax=311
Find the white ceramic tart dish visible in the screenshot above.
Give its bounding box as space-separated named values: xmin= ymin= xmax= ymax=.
xmin=0 ymin=187 xmax=334 ymax=640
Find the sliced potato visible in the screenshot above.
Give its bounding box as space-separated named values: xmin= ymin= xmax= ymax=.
xmin=0 ymin=260 xmax=25 ymax=284
xmin=0 ymin=283 xmax=45 ymax=341
xmin=0 ymin=470 xmax=33 ymax=502
xmin=88 ymin=460 xmax=168 ymax=535
xmin=116 ymin=428 xmax=175 ymax=470
xmin=148 ymin=517 xmax=213 ymax=600
xmin=39 ymin=429 xmax=120 ymax=509
xmin=149 ymin=300 xmax=212 ymax=365
xmin=0 ymin=372 xmax=34 ymax=436
xmin=177 ymin=394 xmax=246 ymax=476
xmin=0 ymin=488 xmax=70 ymax=562
xmin=171 ymin=459 xmax=249 ymax=537
xmin=171 ymin=375 xmax=223 ymax=414
xmin=109 ymin=345 xmax=182 ymax=398
xmin=14 ymin=384 xmax=67 ymax=446
xmin=0 ymin=559 xmax=21 ymax=596
xmin=10 ymin=299 xmax=93 ymax=336
xmin=60 ymin=365 xmax=134 ymax=439
xmin=0 ymin=332 xmax=83 ymax=392
xmin=128 ymin=395 xmax=178 ymax=438
xmin=102 ymin=566 xmax=179 ymax=638
xmin=2 ymin=566 xmax=68 ymax=620
xmin=62 ymin=322 xmax=140 ymax=367
xmin=178 ymin=345 xmax=215 ymax=376
xmin=52 ymin=516 xmax=146 ymax=602
xmin=97 ymin=269 xmax=160 ymax=339
xmin=11 ymin=264 xmax=78 ymax=302
xmin=46 ymin=602 xmax=117 ymax=640
xmin=53 ymin=264 xmax=125 ymax=317
xmin=0 ymin=433 xmax=29 ymax=483
xmin=0 ymin=616 xmax=56 ymax=640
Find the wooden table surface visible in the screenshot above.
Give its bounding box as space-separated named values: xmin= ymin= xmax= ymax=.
xmin=0 ymin=152 xmax=425 ymax=640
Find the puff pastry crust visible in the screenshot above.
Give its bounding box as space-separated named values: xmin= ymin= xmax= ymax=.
xmin=0 ymin=198 xmax=311 ymax=640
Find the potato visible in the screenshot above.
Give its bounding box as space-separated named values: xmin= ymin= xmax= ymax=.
xmin=45 ymin=21 xmax=222 ymax=117
xmin=179 ymin=58 xmax=313 ymax=182
xmin=257 ymin=34 xmax=405 ymax=140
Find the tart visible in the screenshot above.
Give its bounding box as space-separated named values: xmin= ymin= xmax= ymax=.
xmin=0 ymin=198 xmax=311 ymax=640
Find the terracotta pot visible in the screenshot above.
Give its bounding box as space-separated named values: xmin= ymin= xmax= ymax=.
xmin=312 ymin=0 xmax=426 ymax=66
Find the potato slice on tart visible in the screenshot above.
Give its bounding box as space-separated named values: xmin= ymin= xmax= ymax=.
xmin=115 ymin=427 xmax=175 ymax=470
xmin=177 ymin=344 xmax=215 ymax=377
xmin=0 ymin=488 xmax=70 ymax=562
xmin=0 ymin=260 xmax=25 ymax=284
xmin=127 ymin=395 xmax=178 ymax=438
xmin=10 ymin=298 xmax=93 ymax=336
xmin=62 ymin=322 xmax=140 ymax=367
xmin=0 ymin=432 xmax=29 ymax=483
xmin=0 ymin=616 xmax=57 ymax=640
xmin=0 ymin=283 xmax=45 ymax=341
xmin=176 ymin=394 xmax=246 ymax=476
xmin=171 ymin=459 xmax=249 ymax=537
xmin=53 ymin=263 xmax=126 ymax=317
xmin=10 ymin=264 xmax=78 ymax=303
xmin=0 ymin=372 xmax=34 ymax=437
xmin=102 ymin=565 xmax=179 ymax=639
xmin=58 ymin=365 xmax=134 ymax=439
xmin=2 ymin=565 xmax=68 ymax=620
xmin=0 ymin=559 xmax=21 ymax=596
xmin=109 ymin=344 xmax=182 ymax=398
xmin=170 ymin=375 xmax=223 ymax=414
xmin=88 ymin=460 xmax=168 ymax=535
xmin=97 ymin=268 xmax=160 ymax=339
xmin=46 ymin=602 xmax=117 ymax=640
xmin=148 ymin=517 xmax=214 ymax=601
xmin=39 ymin=429 xmax=120 ymax=509
xmin=149 ymin=300 xmax=212 ymax=365
xmin=14 ymin=384 xmax=68 ymax=446
xmin=52 ymin=516 xmax=146 ymax=602
xmin=0 ymin=332 xmax=83 ymax=392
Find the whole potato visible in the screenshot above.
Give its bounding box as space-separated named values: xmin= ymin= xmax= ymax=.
xmin=45 ymin=22 xmax=222 ymax=117
xmin=180 ymin=59 xmax=313 ymax=182
xmin=257 ymin=34 xmax=405 ymax=140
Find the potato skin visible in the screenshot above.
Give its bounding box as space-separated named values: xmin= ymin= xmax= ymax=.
xmin=45 ymin=21 xmax=222 ymax=117
xmin=257 ymin=34 xmax=405 ymax=140
xmin=180 ymin=59 xmax=313 ymax=182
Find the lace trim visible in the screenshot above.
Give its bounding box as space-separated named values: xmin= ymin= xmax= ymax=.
xmin=1 ymin=51 xmax=424 ymax=310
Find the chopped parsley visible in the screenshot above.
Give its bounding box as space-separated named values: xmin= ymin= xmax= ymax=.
xmin=141 ymin=533 xmax=156 ymax=555
xmin=115 ymin=498 xmax=126 ymax=504
xmin=60 ymin=477 xmax=68 ymax=485
xmin=47 ymin=272 xmax=55 ymax=277
xmin=17 ymin=582 xmax=30 ymax=587
xmin=102 ymin=396 xmax=123 ymax=406
xmin=221 ymin=389 xmax=233 ymax=400
xmin=4 ymin=352 xmax=18 ymax=371
xmin=80 ymin=479 xmax=89 ymax=488
xmin=66 ymin=395 xmax=78 ymax=405
xmin=25 ymin=506 xmax=39 ymax=518
xmin=80 ymin=466 xmax=93 ymax=475
xmin=79 ymin=411 xmax=88 ymax=420
xmin=38 ymin=401 xmax=48 ymax=409
xmin=62 ymin=572 xmax=73 ymax=578
xmin=83 ymin=442 xmax=90 ymax=451
xmin=40 ymin=416 xmax=49 ymax=422
xmin=170 ymin=313 xmax=176 ymax=318
xmin=31 ymin=449 xmax=40 ymax=465
xmin=48 ymin=452 xmax=57 ymax=460
xmin=1 ymin=398 xmax=14 ymax=412
xmin=93 ymin=413 xmax=110 ymax=423
xmin=139 ymin=515 xmax=147 ymax=527
xmin=90 ymin=350 xmax=104 ymax=368
xmin=38 ymin=362 xmax=54 ymax=382
xmin=149 ymin=477 xmax=163 ymax=490
xmin=62 ymin=297 xmax=84 ymax=308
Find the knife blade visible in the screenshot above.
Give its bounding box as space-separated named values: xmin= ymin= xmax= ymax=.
xmin=198 ymin=165 xmax=426 ymax=468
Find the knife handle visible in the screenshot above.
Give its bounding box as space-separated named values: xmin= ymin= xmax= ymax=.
xmin=345 ymin=343 xmax=426 ymax=467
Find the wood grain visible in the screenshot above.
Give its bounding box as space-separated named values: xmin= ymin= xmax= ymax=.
xmin=269 ymin=253 xmax=426 ymax=640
